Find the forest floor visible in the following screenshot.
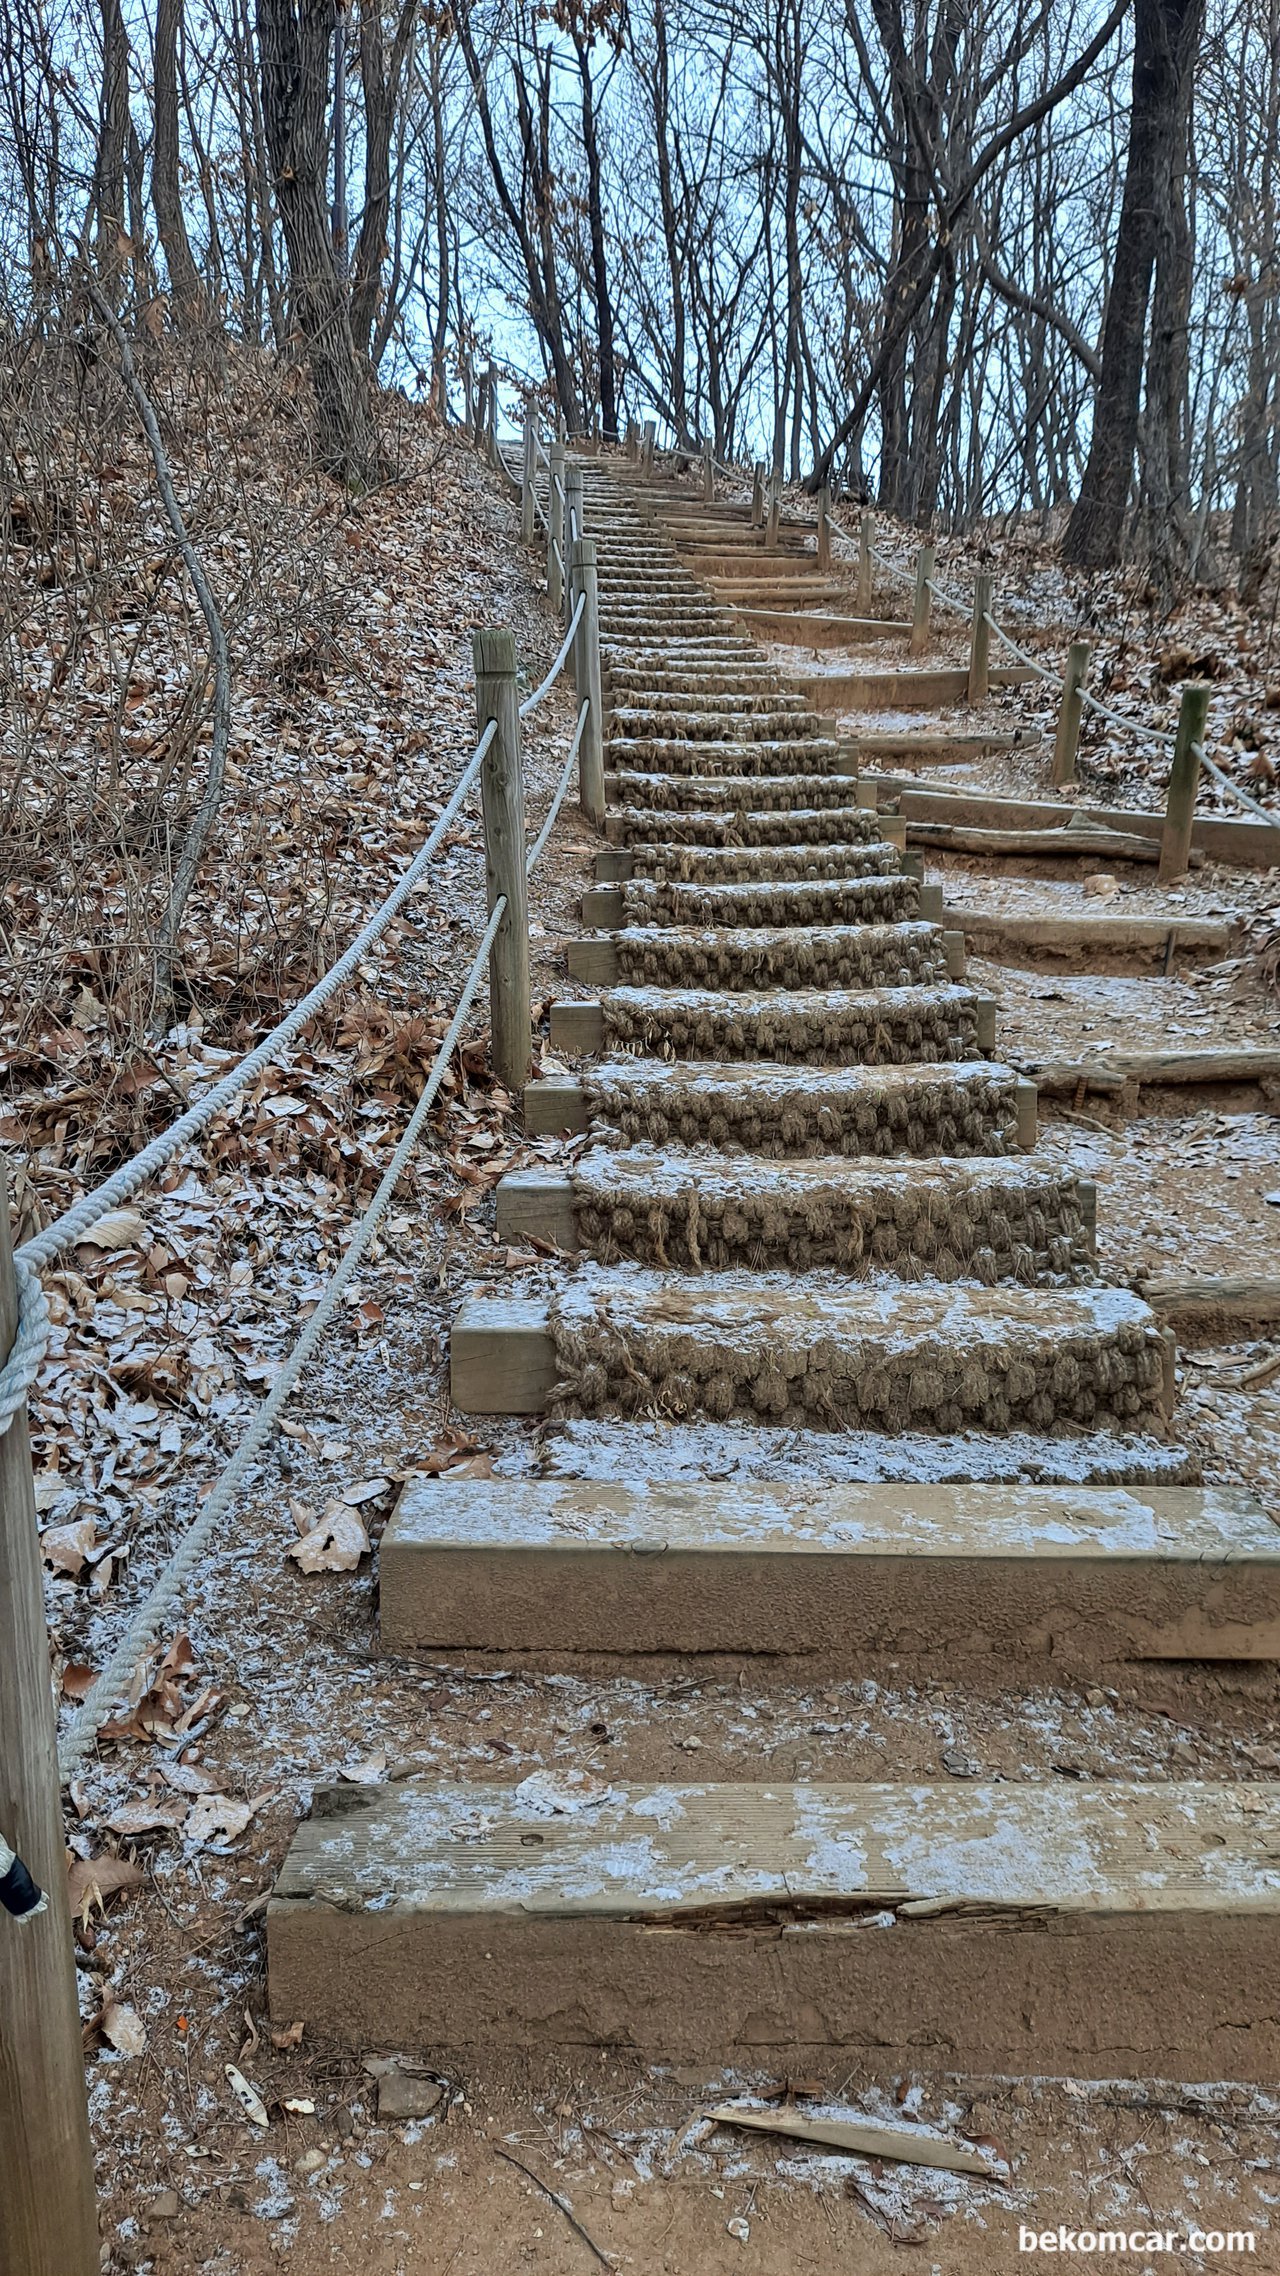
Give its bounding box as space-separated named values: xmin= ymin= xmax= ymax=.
xmin=8 ymin=388 xmax=1280 ymax=2274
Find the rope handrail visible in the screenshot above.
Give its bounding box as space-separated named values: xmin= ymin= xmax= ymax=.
xmin=526 ymin=701 xmax=590 ymax=875
xmin=520 ymin=591 xmax=584 ymax=718
xmin=924 ymin=573 xmax=970 ymax=619
xmin=54 ymin=893 xmax=509 ymax=1779
xmin=981 ymin=609 xmax=1059 ymax=684
xmin=18 ymin=722 xmax=498 ymax=1272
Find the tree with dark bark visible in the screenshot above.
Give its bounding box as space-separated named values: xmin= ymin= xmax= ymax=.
xmin=255 ymin=0 xmax=380 ymax=480
xmin=1062 ymin=0 xmax=1207 ymax=567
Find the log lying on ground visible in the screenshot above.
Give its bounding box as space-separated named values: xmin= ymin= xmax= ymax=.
xmin=908 ymin=821 xmax=1189 ymax=864
xmin=946 ymin=909 xmax=1232 ymax=963
xmin=1142 ymin=1277 xmax=1280 ymax=1340
xmin=865 ymin=774 xmax=1280 ymax=870
xmin=1026 ymin=1048 xmax=1280 ymax=1096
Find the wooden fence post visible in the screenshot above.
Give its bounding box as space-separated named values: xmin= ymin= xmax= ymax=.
xmin=816 ymin=484 xmax=831 ymax=571
xmin=765 ymin=470 xmax=781 ymax=551
xmin=0 ymin=1168 xmax=100 ymax=2276
xmin=702 ymin=440 xmax=715 ymax=502
xmin=1159 ymin=682 xmax=1213 ymax=883
xmin=910 ymin=543 xmax=935 ymax=657
xmin=571 ymin=537 xmax=605 ymax=829
xmin=625 ymin=419 xmax=639 ymax=460
xmin=547 ymin=439 xmax=565 ymax=616
xmin=856 ymin=511 xmax=874 ymax=614
xmin=750 ymin=463 xmax=764 ymax=528
xmin=641 ymin=419 xmax=656 ymax=475
xmin=520 ymin=408 xmax=537 ymax=546
xmin=474 ymin=631 xmax=531 ymax=1090
xmin=968 ymin=571 xmax=993 ymax=704
xmin=1051 ymin=638 xmax=1091 ymax=787
xmin=461 ymin=354 xmax=475 ymax=435
xmin=485 ymin=366 xmax=500 ymax=469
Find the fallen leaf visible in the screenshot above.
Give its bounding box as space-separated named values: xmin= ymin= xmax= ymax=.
xmin=158 ymin=1755 xmax=223 ymax=1796
xmin=708 ymin=2104 xmax=999 ymax=2177
xmin=185 ymin=1793 xmax=265 ymax=1848
xmin=287 ymin=1502 xmax=370 ymax=1573
xmin=271 ymin=2019 xmax=304 ymax=2051
xmin=67 ymin=1854 xmax=146 ymax=1915
xmin=341 ymin=1477 xmax=391 ymax=1507
xmin=105 ymin=1798 xmax=189 ymax=1836
xmin=61 ymin=1662 xmax=97 ymax=1700
xmin=76 ymin=1205 xmax=147 ymax=1253
xmin=339 ymin=1751 xmax=387 ymax=1784
xmin=100 ymin=2001 xmax=147 ymax=2057
xmin=41 ymin=1517 xmax=97 ymax=1575
xmin=32 ymin=1472 xmax=65 ymax=1512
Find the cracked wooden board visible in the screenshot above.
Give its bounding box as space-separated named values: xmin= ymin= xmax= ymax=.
xmin=379 ymin=1479 xmax=1280 ymax=1664
xmin=267 ymin=1778 xmax=1280 ymax=2073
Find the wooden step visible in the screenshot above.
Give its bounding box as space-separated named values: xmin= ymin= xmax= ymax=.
xmin=606 ymin=737 xmax=845 ymax=776
xmin=548 ymin=981 xmax=996 ymax=1061
xmin=793 ymin=663 xmax=1040 ymax=712
xmin=450 ymin=1274 xmax=1174 ymax=1431
xmin=608 ymin=771 xmax=857 ymax=814
xmin=380 ymin=1478 xmax=1279 ymax=1661
xmin=580 ymin=875 xmax=930 ymax=930
xmin=564 ymin=920 xmax=960 ymax=990
xmin=608 ymin=707 xmax=824 ymax=741
xmin=495 ymin=1149 xmax=1093 ymax=1272
xmin=524 ymin=1056 xmax=1035 ymax=1151
xmin=268 ymin=1776 xmax=1280 ymax=2074
xmin=737 ymin=608 xmax=907 ymax=646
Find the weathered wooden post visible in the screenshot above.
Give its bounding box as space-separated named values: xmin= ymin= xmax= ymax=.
xmin=563 ymin=465 xmax=584 ymax=629
xmin=910 ymin=543 xmax=935 ymax=657
xmin=750 ymin=463 xmax=765 ymax=528
xmin=765 ymin=470 xmax=781 ymax=551
xmin=1159 ymin=682 xmax=1213 ymax=883
xmin=0 ymin=1170 xmax=100 ymax=2276
xmin=702 ymin=440 xmax=715 ymax=503
xmin=571 ymin=537 xmax=605 ymax=829
xmin=968 ymin=571 xmax=993 ymax=704
xmin=461 ymin=354 xmax=475 ymax=435
xmin=641 ymin=419 xmax=656 ymax=476
xmin=485 ymin=366 xmax=500 ymax=469
xmin=547 ymin=438 xmax=565 ymax=615
xmin=521 ymin=407 xmax=537 ymax=546
xmin=1051 ymin=638 xmax=1091 ymax=787
xmin=856 ymin=511 xmax=874 ymax=614
xmin=474 ymin=631 xmax=532 ymax=1090
xmin=625 ymin=419 xmax=639 ymax=459
xmin=816 ymin=484 xmax=831 ymax=571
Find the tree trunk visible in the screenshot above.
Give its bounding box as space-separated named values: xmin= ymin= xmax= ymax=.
xmin=1062 ymin=0 xmax=1204 ymax=567
xmin=255 ymin=0 xmax=379 ymax=481
xmin=152 ymin=0 xmax=206 ymax=325
xmin=92 ymin=0 xmax=130 ymax=282
xmin=575 ymin=38 xmax=618 ymax=440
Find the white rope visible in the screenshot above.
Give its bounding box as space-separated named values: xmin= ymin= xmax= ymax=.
xmin=19 ymin=725 xmax=496 ymax=1271
xmin=519 ymin=591 xmax=585 ymax=718
xmin=56 ymin=895 xmax=508 ymax=1781
xmin=527 ymin=701 xmax=589 ymax=874
xmin=982 ymin=610 xmax=1059 ymax=683
xmin=1194 ymin=743 xmax=1280 ymax=825
xmin=0 ymin=1259 xmax=50 ymax=1436
xmin=551 ymin=537 xmax=564 ymax=577
xmin=924 ymin=574 xmax=971 ymax=618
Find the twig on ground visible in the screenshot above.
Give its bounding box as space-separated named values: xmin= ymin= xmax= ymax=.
xmin=493 ymin=2144 xmax=617 ymax=2269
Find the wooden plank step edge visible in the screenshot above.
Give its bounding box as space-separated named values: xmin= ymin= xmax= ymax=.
xmin=267 ymin=1776 xmax=1280 ymax=2073
xmin=379 ymin=1479 xmax=1280 ymax=1663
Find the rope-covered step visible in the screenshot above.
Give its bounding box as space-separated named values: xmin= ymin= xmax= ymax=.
xmin=607 ymin=706 xmax=825 ymax=742
xmin=498 ymin=1150 xmax=1094 ymax=1278
xmin=451 ymin=1273 xmax=1174 ymax=1433
xmin=618 ymin=839 xmax=905 ymax=884
xmin=267 ymin=1776 xmax=1280 ymax=2074
xmin=549 ymin=1055 xmax=1033 ymax=1152
xmin=606 ymin=736 xmax=846 ymax=775
xmin=379 ymin=1476 xmax=1280 ymax=1663
xmin=585 ymin=873 xmax=926 ymax=929
xmin=550 ymin=981 xmax=994 ymax=1062
xmin=607 ymin=797 xmax=891 ymax=841
xmin=565 ymin=921 xmax=956 ymax=992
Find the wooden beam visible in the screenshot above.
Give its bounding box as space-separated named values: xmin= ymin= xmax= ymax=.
xmin=735 ymin=608 xmax=907 ymax=646
xmin=864 ymin=774 xmax=1280 ymax=869
xmin=944 ymin=909 xmax=1232 ymax=963
xmin=450 ymin=1297 xmax=556 ymax=1414
xmin=269 ymin=1775 xmax=1280 ymax=2074
xmin=793 ymin=665 xmax=1038 ymax=713
xmin=548 ymin=1000 xmax=605 ymax=1053
xmin=380 ymin=1478 xmax=1280 ymax=1663
xmin=1143 ymin=1277 xmax=1280 ymax=1340
xmin=1029 ymin=1048 xmax=1280 ymax=1096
